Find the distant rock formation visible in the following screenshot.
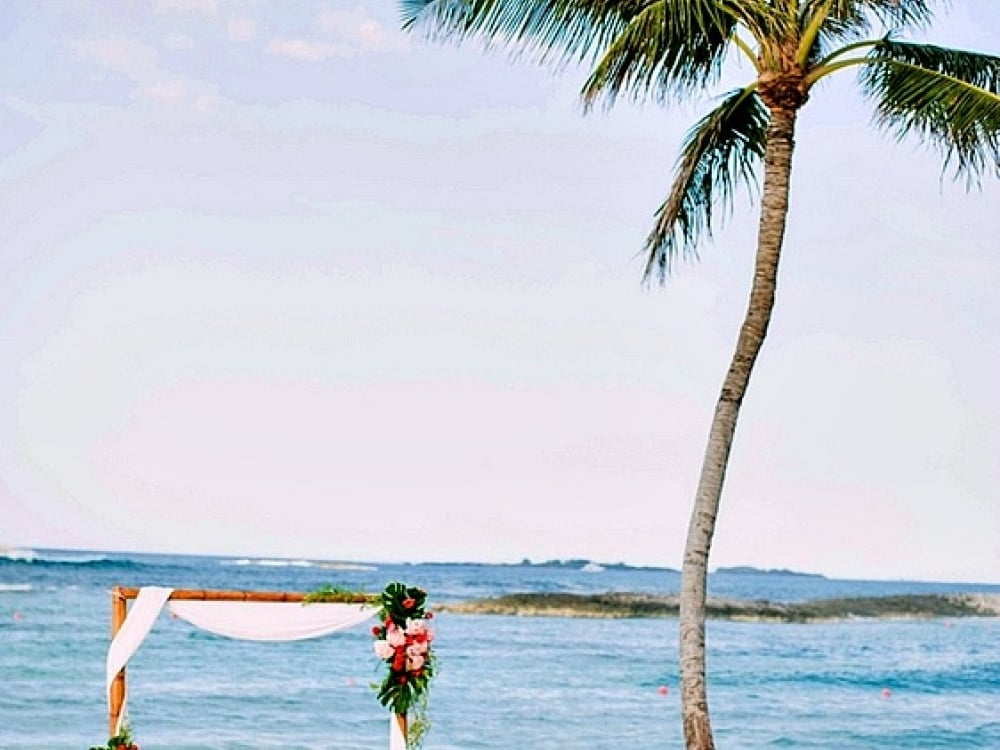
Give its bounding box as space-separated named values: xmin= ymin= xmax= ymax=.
xmin=714 ymin=565 xmax=826 ymax=578
xmin=439 ymin=592 xmax=1000 ymax=622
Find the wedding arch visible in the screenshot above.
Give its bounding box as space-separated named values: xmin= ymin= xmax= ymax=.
xmin=106 ymin=585 xmax=431 ymax=749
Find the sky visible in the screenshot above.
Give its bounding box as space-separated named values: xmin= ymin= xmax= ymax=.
xmin=1 ymin=1 xmax=998 ymax=583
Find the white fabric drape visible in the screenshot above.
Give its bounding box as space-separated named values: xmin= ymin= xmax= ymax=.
xmin=166 ymin=600 xmax=375 ymax=641
xmin=107 ymin=586 xmax=174 ymax=735
xmin=389 ymin=712 xmax=406 ymax=750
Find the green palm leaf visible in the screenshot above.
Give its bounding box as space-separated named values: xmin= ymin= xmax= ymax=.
xmin=862 ymin=0 xmax=935 ymax=31
xmin=402 ymin=0 xmax=735 ymax=87
xmin=794 ymin=0 xmax=936 ymax=65
xmin=401 ymin=0 xmax=642 ymax=63
xmin=582 ymin=1 xmax=735 ymax=107
xmin=861 ymin=38 xmax=1000 ymax=182
xmin=645 ymin=86 xmax=769 ymax=280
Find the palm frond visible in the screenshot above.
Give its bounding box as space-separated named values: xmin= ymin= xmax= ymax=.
xmin=402 ymin=1 xmax=740 ymax=88
xmin=401 ymin=0 xmax=642 ymax=65
xmin=797 ymin=0 xmax=936 ymax=64
xmin=862 ymin=0 xmax=936 ymax=32
xmin=581 ymin=1 xmax=736 ymax=108
xmin=717 ymin=0 xmax=793 ymax=54
xmin=815 ymin=0 xmax=935 ymax=32
xmin=804 ymin=1 xmax=870 ymax=55
xmin=861 ymin=38 xmax=1000 ymax=183
xmin=644 ymin=86 xmax=769 ymax=281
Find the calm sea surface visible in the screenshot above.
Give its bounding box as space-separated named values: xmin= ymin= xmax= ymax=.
xmin=1 ymin=550 xmax=998 ymax=749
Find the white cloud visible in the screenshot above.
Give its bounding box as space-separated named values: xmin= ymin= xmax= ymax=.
xmin=155 ymin=0 xmax=217 ymax=15
xmin=73 ymin=33 xmax=221 ymax=112
xmin=263 ymin=6 xmax=406 ymax=63
xmin=227 ymin=16 xmax=258 ymax=43
xmin=143 ymin=79 xmax=188 ymax=106
xmin=74 ymin=36 xmax=159 ymax=79
xmin=317 ymin=7 xmax=407 ymax=53
xmin=163 ymin=32 xmax=195 ymax=50
xmin=265 ymin=37 xmax=348 ymax=63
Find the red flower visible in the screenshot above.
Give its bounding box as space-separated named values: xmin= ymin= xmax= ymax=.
xmin=399 ymin=675 xmax=407 ymax=684
xmin=425 ymin=611 xmax=434 ymax=620
xmin=371 ymin=626 xmax=382 ymax=636
xmin=402 ymin=597 xmax=416 ymax=609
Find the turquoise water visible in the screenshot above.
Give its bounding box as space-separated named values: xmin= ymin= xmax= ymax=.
xmin=1 ymin=550 xmax=998 ymax=749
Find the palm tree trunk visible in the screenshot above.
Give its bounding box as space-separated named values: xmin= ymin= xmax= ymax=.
xmin=679 ymin=106 xmax=799 ymax=750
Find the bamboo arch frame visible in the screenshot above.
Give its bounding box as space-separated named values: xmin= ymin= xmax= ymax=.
xmin=109 ymin=586 xmax=407 ymax=742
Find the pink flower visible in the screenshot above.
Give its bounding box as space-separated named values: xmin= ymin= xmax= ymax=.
xmin=405 ymin=619 xmax=427 ymax=636
xmin=373 ymin=640 xmax=395 ymax=660
xmin=406 ymin=653 xmax=425 ymax=671
xmin=385 ymin=624 xmax=405 ymax=648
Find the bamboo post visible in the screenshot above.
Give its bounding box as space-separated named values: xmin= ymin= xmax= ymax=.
xmin=109 ymin=586 xmax=128 ymax=736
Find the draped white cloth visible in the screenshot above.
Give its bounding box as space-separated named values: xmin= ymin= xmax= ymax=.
xmin=166 ymin=600 xmax=375 ymax=641
xmin=390 ymin=712 xmax=406 ymax=750
xmin=107 ymin=586 xmax=174 ymax=735
xmin=106 ymin=587 xmax=380 ymax=739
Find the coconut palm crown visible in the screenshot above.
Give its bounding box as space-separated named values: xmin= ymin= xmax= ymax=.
xmin=398 ymin=1 xmax=1000 ymax=748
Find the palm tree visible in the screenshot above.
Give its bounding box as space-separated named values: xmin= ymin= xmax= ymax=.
xmin=399 ymin=1 xmax=1000 ymax=747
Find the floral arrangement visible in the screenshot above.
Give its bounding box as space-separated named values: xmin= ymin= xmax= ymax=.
xmin=372 ymin=582 xmax=436 ymax=746
xmin=89 ymin=723 xmax=138 ymax=750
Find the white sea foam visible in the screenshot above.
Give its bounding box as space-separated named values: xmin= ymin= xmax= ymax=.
xmin=2 ymin=548 xmax=37 ymax=562
xmin=221 ymin=558 xmax=315 ymax=568
xmin=316 ymin=562 xmax=378 ymax=572
xmin=2 ymin=549 xmax=110 ymax=564
xmin=0 ymin=583 xmax=32 ymax=592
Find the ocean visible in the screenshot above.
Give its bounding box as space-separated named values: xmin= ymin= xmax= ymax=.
xmin=1 ymin=549 xmax=998 ymax=749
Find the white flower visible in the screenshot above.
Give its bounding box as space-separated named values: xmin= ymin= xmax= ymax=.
xmin=405 ymin=619 xmax=427 ymax=635
xmin=373 ymin=640 xmax=395 ymax=660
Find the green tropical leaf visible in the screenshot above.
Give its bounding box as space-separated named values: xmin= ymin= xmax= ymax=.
xmin=861 ymin=37 xmax=1000 ymax=182
xmin=861 ymin=0 xmax=935 ymax=31
xmin=401 ymin=0 xmax=641 ymax=64
xmin=644 ymin=85 xmax=769 ymax=280
xmin=808 ymin=0 xmax=935 ymax=34
xmin=581 ymin=0 xmax=735 ymax=107
xmin=403 ymin=0 xmax=735 ymax=97
xmin=791 ymin=1 xmax=937 ymax=67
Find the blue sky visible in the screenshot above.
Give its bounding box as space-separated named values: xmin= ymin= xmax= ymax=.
xmin=1 ymin=1 xmax=998 ymax=582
